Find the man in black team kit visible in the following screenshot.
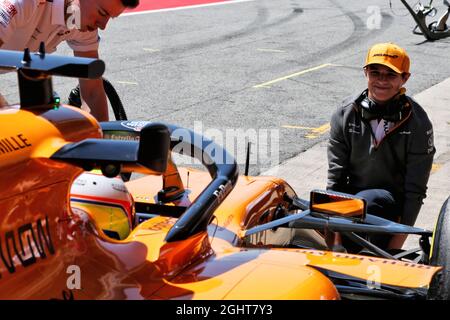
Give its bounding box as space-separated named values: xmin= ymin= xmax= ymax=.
xmin=327 ymin=43 xmax=435 ymax=251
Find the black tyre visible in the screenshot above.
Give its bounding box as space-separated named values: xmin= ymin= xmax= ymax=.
xmin=428 ymin=196 xmax=450 ymax=300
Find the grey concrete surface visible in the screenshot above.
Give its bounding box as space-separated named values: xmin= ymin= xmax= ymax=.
xmin=2 ymin=0 xmax=450 ymax=176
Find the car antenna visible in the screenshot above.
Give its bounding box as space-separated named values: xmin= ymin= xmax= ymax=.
xmin=186 ymin=171 xmax=190 ymax=189
xmin=38 ymin=41 xmax=46 ymax=58
xmin=244 ymin=141 xmax=251 ymax=176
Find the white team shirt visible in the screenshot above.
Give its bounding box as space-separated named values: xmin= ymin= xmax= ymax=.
xmin=370 ymin=119 xmax=395 ymax=145
xmin=0 ymin=0 xmax=99 ymax=53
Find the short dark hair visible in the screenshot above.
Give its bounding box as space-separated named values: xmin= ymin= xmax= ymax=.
xmin=121 ymin=0 xmax=139 ymax=8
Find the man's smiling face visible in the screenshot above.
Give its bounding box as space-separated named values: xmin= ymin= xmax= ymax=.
xmin=364 ymin=64 xmax=410 ymax=104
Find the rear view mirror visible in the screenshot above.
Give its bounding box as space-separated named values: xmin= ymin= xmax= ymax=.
xmin=137 ymin=123 xmax=170 ymax=173
xmin=310 ymin=190 xmax=366 ymax=220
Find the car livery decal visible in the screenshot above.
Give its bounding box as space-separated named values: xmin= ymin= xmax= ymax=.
xmin=120 ymin=121 xmax=151 ymax=132
xmin=0 ymin=134 xmax=32 ymax=156
xmin=0 ymin=0 xmax=17 ymax=28
xmin=0 ymin=216 xmax=55 ymax=279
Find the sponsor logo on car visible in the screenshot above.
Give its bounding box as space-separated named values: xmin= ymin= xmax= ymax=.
xmin=0 ymin=0 xmax=17 ymax=28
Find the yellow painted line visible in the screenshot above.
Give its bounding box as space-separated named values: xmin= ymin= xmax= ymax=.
xmin=257 ymin=48 xmax=286 ymax=53
xmin=143 ymin=48 xmax=160 ymax=53
xmin=432 ymin=163 xmax=442 ymax=173
xmin=283 ymin=123 xmax=330 ymax=139
xmin=311 ymin=123 xmax=330 ymax=134
xmin=117 ymin=81 xmax=138 ymax=85
xmin=282 ymin=125 xmax=315 ymax=130
xmin=253 ymin=63 xmax=337 ymax=88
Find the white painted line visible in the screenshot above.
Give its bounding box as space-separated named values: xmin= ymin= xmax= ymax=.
xmin=117 ymin=81 xmax=139 ymax=85
xmin=257 ymin=48 xmax=286 ymax=53
xmin=254 ymin=63 xmax=336 ymax=89
xmin=143 ymin=48 xmax=161 ymax=53
xmin=121 ymin=0 xmax=257 ymax=17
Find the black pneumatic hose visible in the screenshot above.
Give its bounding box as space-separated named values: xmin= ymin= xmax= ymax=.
xmin=102 ymin=78 xmax=128 ymax=121
xmin=67 ymin=78 xmax=128 ymax=121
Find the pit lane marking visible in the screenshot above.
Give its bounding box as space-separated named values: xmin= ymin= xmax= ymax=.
xmin=282 ymin=125 xmax=316 ymax=130
xmin=143 ymin=48 xmax=161 ymax=53
xmin=282 ymin=123 xmax=331 ymax=139
xmin=257 ymin=48 xmax=286 ymax=53
xmin=253 ymin=63 xmax=341 ymax=89
xmin=431 ymin=163 xmax=442 ymax=173
xmin=117 ymin=81 xmax=139 ymax=85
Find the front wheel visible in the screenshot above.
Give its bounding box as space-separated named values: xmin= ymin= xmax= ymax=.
xmin=428 ymin=196 xmax=450 ymax=300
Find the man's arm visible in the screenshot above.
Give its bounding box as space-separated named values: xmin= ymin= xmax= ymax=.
xmin=400 ymin=114 xmax=435 ymax=226
xmin=0 ymin=39 xmax=8 ymax=107
xmin=327 ymin=107 xmax=350 ymax=191
xmin=0 ymin=93 xmax=8 ymax=107
xmin=387 ymin=110 xmax=435 ymax=250
xmin=73 ymin=50 xmax=108 ymax=121
xmin=1 ymin=36 xmax=5 ymax=107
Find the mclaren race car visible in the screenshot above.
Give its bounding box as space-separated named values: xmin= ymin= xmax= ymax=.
xmin=0 ymin=48 xmax=449 ymax=300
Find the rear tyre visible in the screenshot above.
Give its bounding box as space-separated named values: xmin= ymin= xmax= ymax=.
xmin=428 ymin=196 xmax=450 ymax=300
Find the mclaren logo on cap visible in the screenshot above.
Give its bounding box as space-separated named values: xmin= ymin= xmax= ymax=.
xmin=373 ymin=53 xmax=399 ymax=59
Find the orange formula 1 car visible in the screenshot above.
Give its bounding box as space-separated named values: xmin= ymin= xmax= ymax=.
xmin=0 ymin=49 xmax=449 ymax=300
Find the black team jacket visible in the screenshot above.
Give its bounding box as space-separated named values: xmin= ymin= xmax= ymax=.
xmin=327 ymin=92 xmax=435 ymax=226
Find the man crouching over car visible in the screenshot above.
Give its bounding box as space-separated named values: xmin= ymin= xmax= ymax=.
xmin=0 ymin=0 xmax=139 ymax=121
